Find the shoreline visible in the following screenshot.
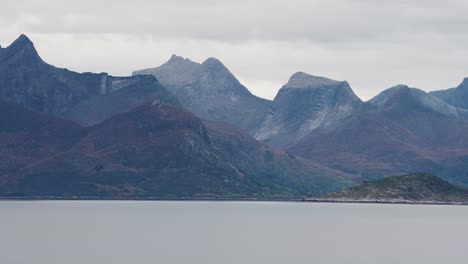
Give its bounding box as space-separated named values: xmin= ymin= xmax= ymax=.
xmin=0 ymin=196 xmax=466 ymax=206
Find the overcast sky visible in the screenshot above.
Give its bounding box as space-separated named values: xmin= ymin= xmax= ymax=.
xmin=1 ymin=0 xmax=468 ymax=100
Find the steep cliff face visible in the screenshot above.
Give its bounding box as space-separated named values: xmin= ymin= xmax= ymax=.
xmin=0 ymin=35 xmax=176 ymax=126
xmin=63 ymin=74 xmax=177 ymax=126
xmin=0 ymin=34 xmax=103 ymax=115
xmin=430 ymin=78 xmax=468 ymax=109
xmin=133 ymin=55 xmax=271 ymax=134
xmin=254 ymin=72 xmax=363 ymax=147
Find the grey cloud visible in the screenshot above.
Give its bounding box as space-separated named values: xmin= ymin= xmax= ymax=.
xmin=1 ymin=0 xmax=468 ymax=101
xmin=2 ymin=0 xmax=466 ymax=43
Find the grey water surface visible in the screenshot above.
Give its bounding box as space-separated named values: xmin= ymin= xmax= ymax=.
xmin=1 ymin=201 xmax=467 ymax=264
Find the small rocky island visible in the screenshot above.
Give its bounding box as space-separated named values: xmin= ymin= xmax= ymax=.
xmin=313 ymin=174 xmax=468 ymax=205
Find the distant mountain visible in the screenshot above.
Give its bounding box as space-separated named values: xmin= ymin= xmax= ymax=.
xmin=288 ymin=85 xmax=468 ymax=186
xmin=133 ymin=55 xmax=271 ymax=134
xmin=0 ymin=34 xmax=176 ymax=126
xmin=323 ymin=174 xmax=468 ymax=203
xmin=370 ymin=85 xmax=468 ymax=119
xmin=430 ymin=78 xmax=468 ymax=109
xmin=254 ymin=72 xmax=363 ymax=147
xmin=5 ymin=34 xmax=468 ymax=199
xmin=0 ymin=99 xmax=347 ymax=198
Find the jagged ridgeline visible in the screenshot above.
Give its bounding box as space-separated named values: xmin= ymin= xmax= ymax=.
xmin=133 ymin=55 xmax=271 ymax=134
xmin=132 ymin=53 xmax=468 ymax=188
xmin=0 ymin=35 xmax=349 ymax=198
xmin=134 ymin=61 xmax=364 ymax=147
xmin=287 ymin=84 xmax=468 ymax=186
xmin=3 ymin=34 xmax=468 ymax=198
xmin=0 ymin=34 xmax=177 ymax=126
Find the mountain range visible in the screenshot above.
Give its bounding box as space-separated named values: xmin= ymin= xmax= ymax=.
xmin=0 ymin=35 xmax=349 ymax=198
xmin=134 ymin=61 xmax=364 ymax=147
xmin=1 ymin=34 xmax=468 ymax=199
xmin=288 ymin=85 xmax=468 ymax=185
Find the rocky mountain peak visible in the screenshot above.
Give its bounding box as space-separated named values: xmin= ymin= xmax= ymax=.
xmin=133 ymin=55 xmax=270 ymax=134
xmin=388 ymin=85 xmax=412 ymax=97
xmin=13 ymin=34 xmax=33 ymax=45
xmin=202 ymin=57 xmax=225 ymax=68
xmin=368 ymin=85 xmax=411 ymax=106
xmin=458 ymin=77 xmax=468 ymax=89
xmin=1 ymin=34 xmax=41 ymax=62
xmin=167 ymin=54 xmax=193 ymax=64
xmin=393 ymin=84 xmax=410 ymax=90
xmin=135 ymin=55 xmax=245 ymax=92
xmin=254 ymin=73 xmax=362 ymax=147
xmin=284 ymin=72 xmax=343 ymax=89
xmin=200 ymin=57 xmax=234 ymax=79
xmin=276 ymin=72 xmax=361 ymax=105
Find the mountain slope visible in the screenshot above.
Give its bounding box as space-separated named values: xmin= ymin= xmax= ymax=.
xmin=288 ymin=85 xmax=468 ymax=185
xmin=133 ymin=55 xmax=271 ymax=134
xmin=324 ymin=174 xmax=468 ymax=203
xmin=0 ymin=34 xmax=176 ymax=126
xmin=0 ymin=99 xmax=87 ymax=187
xmin=430 ymin=78 xmax=468 ymax=109
xmin=0 ymin=100 xmax=347 ymax=198
xmin=254 ymin=72 xmax=363 ymax=147
xmin=370 ymin=85 xmax=468 ymax=119
xmin=204 ymin=120 xmax=350 ymax=195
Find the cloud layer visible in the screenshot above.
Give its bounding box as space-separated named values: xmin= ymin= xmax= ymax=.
xmin=1 ymin=0 xmax=468 ymax=100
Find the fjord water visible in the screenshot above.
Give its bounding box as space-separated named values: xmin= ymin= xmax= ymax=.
xmin=1 ymin=201 xmax=467 ymax=264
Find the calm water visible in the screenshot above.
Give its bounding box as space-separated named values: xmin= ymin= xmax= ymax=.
xmin=1 ymin=201 xmax=467 ymax=264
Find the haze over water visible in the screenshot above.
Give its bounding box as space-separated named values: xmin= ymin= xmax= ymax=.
xmin=1 ymin=201 xmax=467 ymax=264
